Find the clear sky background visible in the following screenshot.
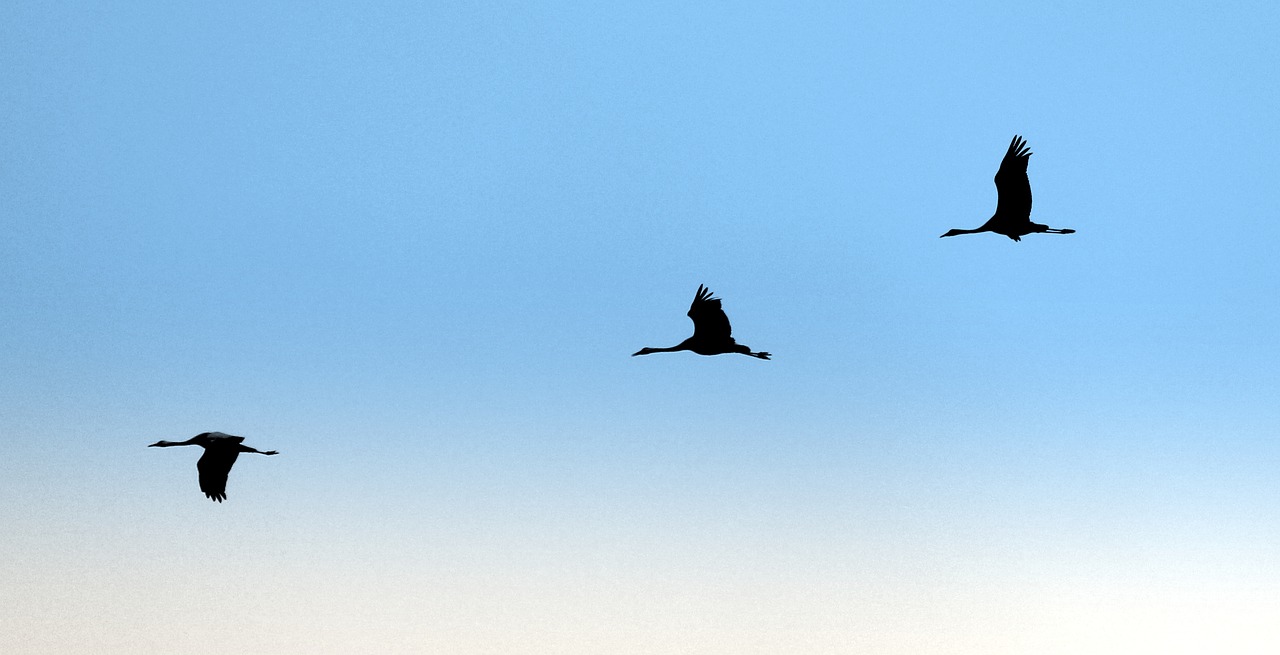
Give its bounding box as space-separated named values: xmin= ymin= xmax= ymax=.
xmin=2 ymin=1 xmax=1278 ymax=653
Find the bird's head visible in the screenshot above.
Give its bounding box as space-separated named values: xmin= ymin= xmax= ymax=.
xmin=147 ymin=440 xmax=174 ymax=447
xmin=939 ymin=229 xmax=965 ymax=238
xmin=632 ymin=347 xmax=656 ymax=357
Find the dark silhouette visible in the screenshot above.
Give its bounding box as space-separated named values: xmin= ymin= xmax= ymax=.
xmin=148 ymin=432 xmax=278 ymax=502
xmin=940 ymin=135 xmax=1076 ymax=242
xmin=632 ymin=285 xmax=771 ymax=360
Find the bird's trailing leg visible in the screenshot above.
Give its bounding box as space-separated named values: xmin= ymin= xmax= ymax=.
xmin=730 ymin=343 xmax=771 ymax=359
xmin=1044 ymin=228 xmax=1075 ymax=234
xmin=237 ymin=445 xmax=279 ymax=455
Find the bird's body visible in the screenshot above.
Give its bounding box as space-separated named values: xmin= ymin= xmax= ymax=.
xmin=632 ymin=285 xmax=771 ymax=360
xmin=940 ymin=135 xmax=1076 ymax=242
xmin=149 ymin=432 xmax=277 ymax=502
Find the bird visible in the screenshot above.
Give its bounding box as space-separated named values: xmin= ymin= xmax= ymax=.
xmin=940 ymin=135 xmax=1076 ymax=242
xmin=148 ymin=432 xmax=278 ymax=502
xmin=632 ymin=284 xmax=771 ymax=360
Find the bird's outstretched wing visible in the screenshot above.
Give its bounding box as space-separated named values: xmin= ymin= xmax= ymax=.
xmin=197 ymin=449 xmax=240 ymax=502
xmin=687 ymin=285 xmax=733 ymax=342
xmin=994 ymin=135 xmax=1033 ymax=223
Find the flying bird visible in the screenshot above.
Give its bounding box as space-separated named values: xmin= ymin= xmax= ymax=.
xmin=940 ymin=135 xmax=1076 ymax=242
xmin=148 ymin=432 xmax=278 ymax=502
xmin=632 ymin=285 xmax=771 ymax=360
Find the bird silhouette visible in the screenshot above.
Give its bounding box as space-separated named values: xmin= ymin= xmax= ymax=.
xmin=632 ymin=285 xmax=771 ymax=360
xmin=940 ymin=135 xmax=1076 ymax=242
xmin=148 ymin=432 xmax=278 ymax=502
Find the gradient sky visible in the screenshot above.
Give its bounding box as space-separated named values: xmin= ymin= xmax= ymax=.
xmin=2 ymin=2 xmax=1279 ymax=653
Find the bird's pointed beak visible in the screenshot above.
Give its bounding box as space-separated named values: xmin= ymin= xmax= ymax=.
xmin=147 ymin=441 xmax=163 ymax=447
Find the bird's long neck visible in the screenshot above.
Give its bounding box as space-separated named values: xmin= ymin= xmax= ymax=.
xmin=633 ymin=343 xmax=691 ymax=356
xmin=941 ymin=227 xmax=989 ymax=238
xmin=153 ymin=437 xmax=201 ymax=447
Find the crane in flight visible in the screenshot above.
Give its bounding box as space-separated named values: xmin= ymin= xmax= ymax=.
xmin=632 ymin=285 xmax=771 ymax=360
xmin=148 ymin=432 xmax=278 ymax=502
xmin=940 ymin=135 xmax=1076 ymax=242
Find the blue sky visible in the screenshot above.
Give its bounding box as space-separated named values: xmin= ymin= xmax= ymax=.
xmin=2 ymin=2 xmax=1279 ymax=653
